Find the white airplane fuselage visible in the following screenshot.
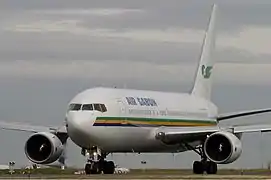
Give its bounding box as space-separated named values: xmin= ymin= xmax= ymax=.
xmin=66 ymin=87 xmax=218 ymax=153
xmin=4 ymin=5 xmax=271 ymax=175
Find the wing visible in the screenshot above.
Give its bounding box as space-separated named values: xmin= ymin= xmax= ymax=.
xmin=217 ymin=108 xmax=271 ymax=121
xmin=233 ymin=124 xmax=271 ymax=133
xmin=155 ymin=124 xmax=271 ymax=144
xmin=0 ymin=120 xmax=68 ymax=168
xmin=0 ymin=121 xmax=67 ymax=133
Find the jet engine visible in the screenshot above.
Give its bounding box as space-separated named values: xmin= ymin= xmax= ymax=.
xmin=203 ymin=131 xmax=242 ymax=164
xmin=25 ymin=132 xmax=64 ymax=164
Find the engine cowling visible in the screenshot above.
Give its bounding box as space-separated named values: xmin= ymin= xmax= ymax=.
xmin=25 ymin=132 xmax=64 ymax=164
xmin=203 ymin=131 xmax=242 ymax=164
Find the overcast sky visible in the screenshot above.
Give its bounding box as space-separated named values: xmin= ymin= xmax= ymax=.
xmin=1 ymin=0 xmax=271 ymax=169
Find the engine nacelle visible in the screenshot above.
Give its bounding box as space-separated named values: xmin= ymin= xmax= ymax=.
xmin=203 ymin=131 xmax=242 ymax=164
xmin=25 ymin=132 xmax=64 ymax=164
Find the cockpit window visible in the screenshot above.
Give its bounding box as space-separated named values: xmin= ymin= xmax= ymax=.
xmin=69 ymin=103 xmax=81 ymax=111
xmin=82 ymin=104 xmax=93 ymax=111
xmin=93 ymin=104 xmax=101 ymax=112
xmin=100 ymin=104 xmax=107 ymax=112
xmin=93 ymin=104 xmax=107 ymax=112
xmin=69 ymin=103 xmax=107 ymax=112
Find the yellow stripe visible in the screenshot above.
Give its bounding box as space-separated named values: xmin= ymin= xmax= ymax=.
xmin=95 ymin=119 xmax=216 ymax=126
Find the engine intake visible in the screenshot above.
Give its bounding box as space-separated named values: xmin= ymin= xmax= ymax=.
xmin=25 ymin=132 xmax=64 ymax=164
xmin=203 ymin=131 xmax=242 ymax=164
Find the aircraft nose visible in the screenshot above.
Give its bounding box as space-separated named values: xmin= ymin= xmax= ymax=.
xmin=66 ymin=111 xmax=96 ymax=148
xmin=66 ymin=112 xmax=91 ymax=134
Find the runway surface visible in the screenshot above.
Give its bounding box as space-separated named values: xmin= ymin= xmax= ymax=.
xmin=1 ymin=175 xmax=271 ymax=179
xmin=1 ymin=169 xmax=271 ymax=179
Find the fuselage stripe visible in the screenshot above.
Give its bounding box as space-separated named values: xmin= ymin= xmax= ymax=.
xmin=93 ymin=116 xmax=217 ymax=127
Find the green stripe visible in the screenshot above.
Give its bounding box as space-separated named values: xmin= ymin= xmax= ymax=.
xmin=96 ymin=116 xmax=217 ymax=124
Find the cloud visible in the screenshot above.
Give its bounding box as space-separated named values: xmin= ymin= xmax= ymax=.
xmin=4 ymin=18 xmax=271 ymax=56
xmin=1 ymin=1 xmax=271 ymax=85
xmin=0 ymin=60 xmax=191 ymax=82
xmin=0 ymin=60 xmax=270 ymax=85
xmin=3 ymin=0 xmax=271 ymax=32
xmin=4 ymin=19 xmax=85 ymax=33
xmin=31 ymin=8 xmax=144 ymax=16
xmin=213 ymin=63 xmax=271 ymax=85
xmin=221 ymin=26 xmax=271 ymax=55
xmin=4 ymin=22 xmax=205 ymax=44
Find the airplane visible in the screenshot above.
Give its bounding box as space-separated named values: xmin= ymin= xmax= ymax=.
xmin=1 ymin=4 xmax=271 ymax=175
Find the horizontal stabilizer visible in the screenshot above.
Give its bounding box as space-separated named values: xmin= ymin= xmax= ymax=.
xmin=217 ymin=108 xmax=271 ymax=121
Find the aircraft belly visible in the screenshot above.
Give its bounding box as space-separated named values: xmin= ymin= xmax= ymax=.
xmin=88 ymin=127 xmax=183 ymax=152
xmin=68 ymin=119 xmax=202 ymax=153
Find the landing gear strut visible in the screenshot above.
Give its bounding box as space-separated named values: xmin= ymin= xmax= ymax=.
xmin=83 ymin=146 xmax=115 ymax=174
xmin=185 ymin=144 xmax=217 ymax=174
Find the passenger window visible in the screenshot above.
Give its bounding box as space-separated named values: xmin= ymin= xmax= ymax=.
xmin=69 ymin=103 xmax=81 ymax=111
xmin=82 ymin=104 xmax=93 ymax=111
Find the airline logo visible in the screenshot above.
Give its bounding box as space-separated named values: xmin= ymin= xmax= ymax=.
xmin=126 ymin=97 xmax=158 ymax=106
xmin=201 ymin=65 xmax=213 ymax=79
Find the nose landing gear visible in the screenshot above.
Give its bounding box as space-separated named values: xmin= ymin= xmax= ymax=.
xmin=82 ymin=147 xmax=115 ymax=174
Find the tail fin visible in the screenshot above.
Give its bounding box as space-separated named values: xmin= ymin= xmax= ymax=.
xmin=191 ymin=4 xmax=217 ymax=100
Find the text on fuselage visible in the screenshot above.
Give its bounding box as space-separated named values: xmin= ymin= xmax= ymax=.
xmin=125 ymin=97 xmax=157 ymax=106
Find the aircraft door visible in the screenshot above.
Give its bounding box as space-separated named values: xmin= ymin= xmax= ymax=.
xmin=117 ymin=99 xmax=126 ymax=116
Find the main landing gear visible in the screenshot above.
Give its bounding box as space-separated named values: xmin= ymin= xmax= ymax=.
xmin=82 ymin=146 xmax=115 ymax=174
xmin=185 ymin=144 xmax=217 ymax=174
xmin=193 ymin=160 xmax=217 ymax=174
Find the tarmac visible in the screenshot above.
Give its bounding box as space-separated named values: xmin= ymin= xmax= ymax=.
xmin=1 ymin=169 xmax=271 ymax=179
xmin=1 ymin=174 xmax=271 ymax=180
